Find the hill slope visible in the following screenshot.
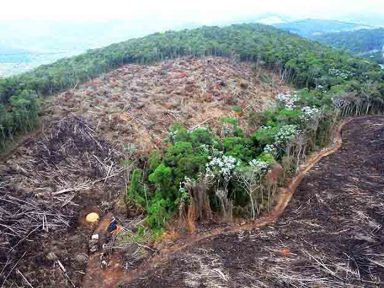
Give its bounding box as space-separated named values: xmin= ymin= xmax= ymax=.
xmin=1 ymin=22 xmax=381 ymax=104
xmin=0 ymin=56 xmax=288 ymax=287
xmin=1 ymin=23 xmax=384 ymax=287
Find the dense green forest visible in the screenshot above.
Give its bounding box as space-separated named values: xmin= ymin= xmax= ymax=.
xmin=314 ymin=28 xmax=384 ymax=64
xmin=1 ymin=23 xmax=384 ymax=150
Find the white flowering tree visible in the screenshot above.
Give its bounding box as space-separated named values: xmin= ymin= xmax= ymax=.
xmin=276 ymin=92 xmax=299 ymax=110
xmin=235 ymin=159 xmax=270 ymax=219
xmin=274 ymin=91 xmax=330 ymax=172
xmin=205 ymin=153 xmax=238 ymax=220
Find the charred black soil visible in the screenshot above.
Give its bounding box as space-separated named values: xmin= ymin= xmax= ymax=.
xmin=126 ymin=116 xmax=384 ymax=287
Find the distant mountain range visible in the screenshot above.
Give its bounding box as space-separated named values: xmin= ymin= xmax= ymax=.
xmin=274 ymin=19 xmax=373 ymax=38
xmin=270 ymin=19 xmax=384 ymax=65
xmin=313 ymin=28 xmax=384 ymax=64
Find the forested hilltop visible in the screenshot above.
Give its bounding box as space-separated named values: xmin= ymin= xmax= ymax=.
xmin=1 ymin=23 xmax=384 ymax=149
xmin=313 ymin=28 xmax=384 ymax=64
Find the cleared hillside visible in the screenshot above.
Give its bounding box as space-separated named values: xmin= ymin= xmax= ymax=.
xmin=1 ymin=23 xmax=384 ymax=288
xmin=44 ymin=57 xmax=287 ymax=154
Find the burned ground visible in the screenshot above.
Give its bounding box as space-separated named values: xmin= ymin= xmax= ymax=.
xmin=126 ymin=116 xmax=384 ymax=288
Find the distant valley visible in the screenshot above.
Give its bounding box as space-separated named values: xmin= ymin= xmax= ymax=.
xmin=274 ymin=19 xmax=384 ymax=65
xmin=274 ymin=19 xmax=373 ymax=38
xmin=0 ymin=47 xmax=79 ymax=76
xmin=0 ymin=19 xmax=197 ymax=77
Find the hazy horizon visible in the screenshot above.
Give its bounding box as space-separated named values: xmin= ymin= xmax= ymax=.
xmin=1 ymin=0 xmax=383 ymax=23
xmin=0 ymin=0 xmax=383 ymax=77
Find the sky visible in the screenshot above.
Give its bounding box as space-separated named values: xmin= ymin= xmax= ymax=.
xmin=0 ymin=0 xmax=382 ymax=55
xmin=0 ymin=0 xmax=382 ymax=74
xmin=1 ymin=0 xmax=383 ymax=23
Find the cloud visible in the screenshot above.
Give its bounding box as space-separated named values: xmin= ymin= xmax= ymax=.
xmin=0 ymin=0 xmax=382 ymax=23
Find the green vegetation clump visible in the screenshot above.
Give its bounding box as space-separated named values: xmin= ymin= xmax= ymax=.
xmin=0 ymin=89 xmax=39 ymax=149
xmin=127 ymin=79 xmax=384 ymax=231
xmin=125 ymin=168 xmax=146 ymax=208
xmin=126 ymin=97 xmax=334 ymax=229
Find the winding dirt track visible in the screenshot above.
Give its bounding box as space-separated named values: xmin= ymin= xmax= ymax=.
xmin=84 ymin=116 xmax=384 ymax=287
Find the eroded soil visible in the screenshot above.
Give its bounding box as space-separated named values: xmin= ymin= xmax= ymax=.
xmin=125 ymin=116 xmax=384 ymax=287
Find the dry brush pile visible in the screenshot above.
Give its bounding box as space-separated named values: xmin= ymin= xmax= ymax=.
xmin=44 ymin=57 xmax=287 ymax=155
